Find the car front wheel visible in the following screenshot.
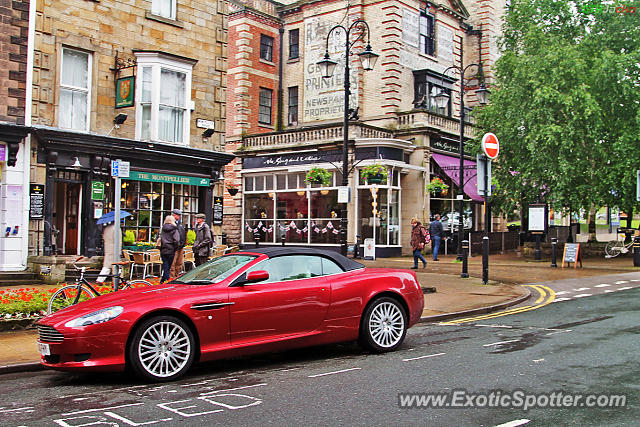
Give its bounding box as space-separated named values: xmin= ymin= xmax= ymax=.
xmin=359 ymin=297 xmax=407 ymax=352
xmin=128 ymin=315 xmax=195 ymax=382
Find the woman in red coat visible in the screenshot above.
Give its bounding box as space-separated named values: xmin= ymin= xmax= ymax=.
xmin=410 ymin=217 xmax=429 ymax=269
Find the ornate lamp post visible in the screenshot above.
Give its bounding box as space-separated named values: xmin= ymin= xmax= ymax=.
xmin=317 ymin=20 xmax=379 ymax=256
xmin=434 ymin=64 xmax=490 ymax=260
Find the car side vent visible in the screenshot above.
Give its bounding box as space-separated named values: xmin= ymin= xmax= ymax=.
xmin=37 ymin=325 xmax=64 ymax=343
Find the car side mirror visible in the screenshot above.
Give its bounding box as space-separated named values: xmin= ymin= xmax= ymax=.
xmin=246 ymin=270 xmax=269 ymax=283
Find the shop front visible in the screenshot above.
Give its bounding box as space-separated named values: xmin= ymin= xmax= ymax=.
xmin=32 ymin=127 xmax=233 ymax=257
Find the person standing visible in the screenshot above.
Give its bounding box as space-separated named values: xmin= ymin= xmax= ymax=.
xmin=429 ymin=214 xmax=443 ymax=261
xmin=170 ymin=208 xmax=186 ymax=278
xmin=97 ymin=223 xmax=115 ymax=283
xmin=160 ymin=215 xmax=181 ymax=282
xmin=410 ymin=218 xmax=429 ymax=269
xmin=192 ymin=213 xmax=212 ymax=266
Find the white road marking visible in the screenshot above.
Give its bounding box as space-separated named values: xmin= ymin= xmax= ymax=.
xmin=476 ymin=324 xmax=514 ymax=328
xmin=0 ymin=407 xmax=34 ymax=413
xmin=554 ymin=297 xmax=572 ymax=302
xmin=619 ymin=286 xmax=633 ymax=290
xmin=573 ymin=287 xmax=590 ymax=291
xmin=308 ymin=368 xmax=362 ymax=378
xmin=483 ymin=339 xmax=520 ymax=347
xmin=546 ymin=329 xmax=571 ymax=336
xmin=62 ymin=403 xmax=144 ymax=416
xmin=532 ymin=358 xmax=545 ymax=363
xmin=574 ymin=294 xmax=592 ymax=298
xmin=630 ymin=279 xmax=640 ymax=282
xmin=604 ymin=290 xmax=615 ymax=293
xmin=615 ymin=281 xmax=629 ymax=284
xmin=554 ymin=291 xmax=569 ymax=295
xmin=595 ymin=284 xmax=610 ymax=288
xmin=402 ymin=352 xmax=446 ymax=362
xmin=199 ymin=383 xmax=268 ymax=397
xmin=494 ymin=420 xmax=530 ymax=427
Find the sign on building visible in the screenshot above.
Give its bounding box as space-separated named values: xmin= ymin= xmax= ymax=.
xmin=213 ymin=196 xmax=223 ymax=225
xmin=402 ymin=9 xmax=419 ymax=47
xmin=29 ymin=184 xmax=44 ymax=220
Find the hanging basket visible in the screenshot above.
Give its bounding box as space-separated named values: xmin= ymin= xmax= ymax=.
xmin=367 ymin=174 xmax=385 ymax=184
xmin=431 ymin=188 xmax=442 ymax=197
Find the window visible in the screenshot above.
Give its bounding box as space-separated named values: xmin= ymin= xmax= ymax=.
xmin=59 ymin=48 xmax=91 ymax=131
xmin=419 ymin=11 xmax=435 ymax=56
xmin=288 ymin=29 xmax=299 ymax=59
xmin=288 ymin=86 xmax=298 ymax=124
xmin=260 ymin=34 xmax=274 ymax=62
xmin=152 ymin=0 xmax=176 ymax=20
xmin=259 ymin=88 xmax=272 ymax=125
xmin=413 ymin=70 xmax=452 ymax=117
xmin=135 ymin=53 xmax=193 ymax=144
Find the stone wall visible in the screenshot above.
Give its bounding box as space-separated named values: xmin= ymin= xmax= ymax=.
xmin=0 ymin=0 xmax=29 ymax=124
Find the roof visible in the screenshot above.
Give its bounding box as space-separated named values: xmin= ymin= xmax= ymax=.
xmin=237 ymin=247 xmax=364 ymax=271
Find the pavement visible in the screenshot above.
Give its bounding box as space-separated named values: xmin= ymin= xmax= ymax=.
xmin=0 ymin=251 xmax=636 ymax=375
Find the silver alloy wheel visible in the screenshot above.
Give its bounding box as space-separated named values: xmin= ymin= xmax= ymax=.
xmin=138 ymin=321 xmax=191 ymax=378
xmin=368 ymin=301 xmax=405 ymax=348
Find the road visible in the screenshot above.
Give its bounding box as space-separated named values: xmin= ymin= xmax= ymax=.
xmin=0 ymin=273 xmax=638 ymax=426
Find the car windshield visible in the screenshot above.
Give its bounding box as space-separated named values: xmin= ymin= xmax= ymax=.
xmin=173 ymin=254 xmax=257 ymax=285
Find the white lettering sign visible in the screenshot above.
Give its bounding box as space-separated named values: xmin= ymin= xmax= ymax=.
xmin=402 ymin=9 xmax=419 ymax=47
xmin=437 ymin=24 xmax=454 ymax=64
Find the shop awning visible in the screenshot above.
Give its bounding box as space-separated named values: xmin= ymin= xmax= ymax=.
xmin=431 ymin=153 xmax=483 ymax=202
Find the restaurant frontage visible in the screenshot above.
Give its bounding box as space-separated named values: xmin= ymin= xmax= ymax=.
xmin=32 ymin=127 xmax=233 ymax=257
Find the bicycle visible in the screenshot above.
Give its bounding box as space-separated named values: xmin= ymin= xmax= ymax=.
xmin=604 ymin=237 xmax=633 ymax=258
xmin=47 ymin=257 xmax=153 ymax=314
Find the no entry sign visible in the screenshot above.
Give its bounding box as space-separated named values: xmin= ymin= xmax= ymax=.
xmin=481 ymin=133 xmax=500 ymax=159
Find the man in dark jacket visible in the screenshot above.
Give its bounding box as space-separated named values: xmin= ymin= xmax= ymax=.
xmin=170 ymin=208 xmax=187 ymax=278
xmin=160 ymin=215 xmax=181 ymax=282
xmin=192 ymin=213 xmax=212 ymax=266
xmin=429 ymin=214 xmax=443 ymax=261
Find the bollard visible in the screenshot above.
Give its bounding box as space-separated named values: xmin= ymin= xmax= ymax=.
xmin=534 ymin=234 xmax=541 ymax=260
xmin=482 ymin=236 xmax=489 ymax=285
xmin=634 ymin=236 xmax=640 ymax=267
xmin=461 ymin=239 xmax=469 ymax=278
xmin=253 ymin=230 xmax=260 ymax=247
xmin=354 ymin=234 xmax=361 ymax=259
xmin=551 ymin=237 xmax=558 ymax=267
xmin=221 ymin=232 xmax=228 ymax=245
xmin=281 ymin=235 xmax=286 ymax=246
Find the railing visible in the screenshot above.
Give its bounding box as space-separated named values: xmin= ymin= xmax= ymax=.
xmin=397 ymin=111 xmax=477 ymax=139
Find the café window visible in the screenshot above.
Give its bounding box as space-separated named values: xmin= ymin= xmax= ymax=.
xmin=289 ymin=29 xmax=299 ymax=59
xmin=260 ymin=34 xmax=274 ymax=62
xmin=357 ymin=167 xmax=401 ymax=246
xmin=413 ymin=70 xmax=453 ymax=117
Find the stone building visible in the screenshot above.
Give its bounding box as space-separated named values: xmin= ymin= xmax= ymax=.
xmin=1 ymin=0 xmax=234 ymax=271
xmin=224 ymin=0 xmax=507 ymax=256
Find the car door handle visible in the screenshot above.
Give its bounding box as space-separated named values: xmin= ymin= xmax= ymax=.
xmin=190 ymin=302 xmax=235 ymax=311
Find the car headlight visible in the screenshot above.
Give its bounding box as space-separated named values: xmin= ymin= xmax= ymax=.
xmin=64 ymin=306 xmax=124 ymax=328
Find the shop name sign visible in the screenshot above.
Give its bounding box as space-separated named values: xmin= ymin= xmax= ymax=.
xmin=244 ymin=150 xmax=342 ymax=169
xmin=124 ymin=171 xmax=210 ymax=187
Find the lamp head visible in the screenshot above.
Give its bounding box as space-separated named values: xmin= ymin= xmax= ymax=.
xmin=358 ymin=44 xmax=379 ymax=71
xmin=475 ymin=84 xmax=491 ymax=105
xmin=317 ymin=52 xmax=338 ymax=79
xmin=434 ymin=88 xmax=450 ymax=109
xmin=114 ymin=113 xmax=128 ymax=125
xmin=202 ymin=128 xmax=215 ymax=138
xmin=71 ymin=156 xmax=82 ymax=168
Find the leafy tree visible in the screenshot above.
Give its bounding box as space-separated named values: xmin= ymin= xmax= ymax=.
xmin=475 ymin=0 xmax=640 ymax=233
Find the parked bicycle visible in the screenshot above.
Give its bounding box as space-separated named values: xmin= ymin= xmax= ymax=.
xmin=604 ymin=237 xmax=633 ymax=258
xmin=47 ymin=257 xmax=152 ymax=314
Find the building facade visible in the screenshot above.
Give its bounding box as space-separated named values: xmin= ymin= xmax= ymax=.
xmin=225 ymin=0 xmax=506 ymax=255
xmin=1 ymin=0 xmax=234 ymax=271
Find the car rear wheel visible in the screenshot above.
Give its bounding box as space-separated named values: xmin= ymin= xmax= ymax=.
xmin=128 ymin=315 xmax=195 ymax=382
xmin=359 ymin=297 xmax=407 ymax=352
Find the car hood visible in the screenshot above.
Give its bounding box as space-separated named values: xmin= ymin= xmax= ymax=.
xmin=39 ymin=283 xmax=207 ymax=325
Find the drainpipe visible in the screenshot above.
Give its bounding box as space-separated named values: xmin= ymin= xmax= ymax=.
xmin=277 ymin=26 xmax=284 ymax=131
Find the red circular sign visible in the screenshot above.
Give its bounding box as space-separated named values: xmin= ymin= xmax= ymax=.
xmin=482 ymin=133 xmax=500 ymax=159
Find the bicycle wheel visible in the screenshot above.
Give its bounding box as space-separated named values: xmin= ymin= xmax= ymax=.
xmin=47 ymin=285 xmax=96 ymax=315
xmin=605 ymin=241 xmax=623 ymax=258
xmin=122 ymin=279 xmax=153 ymax=290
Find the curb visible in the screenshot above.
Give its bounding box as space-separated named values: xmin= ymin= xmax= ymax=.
xmin=0 ymin=361 xmax=44 ymax=375
xmin=418 ymin=287 xmax=532 ymax=323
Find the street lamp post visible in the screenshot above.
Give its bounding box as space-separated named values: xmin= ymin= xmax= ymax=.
xmin=317 ymin=20 xmax=378 ymax=256
xmin=435 ymin=64 xmax=489 ymax=261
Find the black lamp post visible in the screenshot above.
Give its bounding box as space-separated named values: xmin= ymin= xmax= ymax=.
xmin=434 ymin=64 xmax=490 ymax=260
xmin=317 ymin=20 xmax=379 ymax=256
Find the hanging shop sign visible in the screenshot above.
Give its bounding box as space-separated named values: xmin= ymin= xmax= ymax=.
xmin=244 ymin=147 xmax=404 ymax=170
xmin=91 ymin=181 xmax=105 ymax=200
xmin=115 ymin=76 xmax=135 ymax=108
xmin=124 ymin=171 xmax=211 ymax=187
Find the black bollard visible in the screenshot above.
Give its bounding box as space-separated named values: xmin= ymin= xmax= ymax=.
xmin=221 ymin=232 xmax=228 ymax=245
xmin=535 ymin=234 xmax=541 ymax=260
xmin=253 ymin=230 xmax=260 ymax=247
xmin=461 ymin=239 xmax=469 ymax=278
xmin=354 ymin=234 xmax=361 ymax=259
xmin=281 ymin=234 xmax=286 ymax=246
xmin=634 ymin=236 xmax=640 ymax=267
xmin=482 ymin=236 xmax=489 ymax=284
xmin=551 ymin=237 xmax=558 ymax=267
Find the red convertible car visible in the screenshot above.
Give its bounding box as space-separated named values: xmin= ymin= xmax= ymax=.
xmin=37 ymin=248 xmax=424 ymax=381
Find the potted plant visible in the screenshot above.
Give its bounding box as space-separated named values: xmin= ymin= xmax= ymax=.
xmin=226 ymin=182 xmax=239 ymax=196
xmin=360 ymin=164 xmax=389 ymax=184
xmin=426 ymin=177 xmax=449 ymax=196
xmin=305 ymin=167 xmax=332 ymax=186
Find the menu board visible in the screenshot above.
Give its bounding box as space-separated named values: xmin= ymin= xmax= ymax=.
xmin=562 ymin=243 xmax=582 ymax=268
xmin=213 ymin=196 xmax=223 ymax=225
xmin=29 ymin=184 xmax=44 ymax=219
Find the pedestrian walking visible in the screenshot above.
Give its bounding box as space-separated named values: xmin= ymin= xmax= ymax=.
xmin=170 ymin=208 xmax=186 ymax=278
xmin=429 ymin=214 xmax=443 ymax=261
xmin=160 ymin=215 xmax=181 ymax=282
xmin=410 ymin=217 xmax=429 ymax=269
xmin=192 ymin=213 xmax=212 ymax=266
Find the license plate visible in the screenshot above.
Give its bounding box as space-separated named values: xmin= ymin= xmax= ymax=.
xmin=37 ymin=342 xmax=50 ymax=356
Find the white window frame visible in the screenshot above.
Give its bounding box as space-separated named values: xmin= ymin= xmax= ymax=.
xmin=151 ymin=0 xmax=176 ymax=20
xmin=134 ymin=52 xmax=193 ymax=145
xmin=59 ymin=47 xmax=92 ymax=132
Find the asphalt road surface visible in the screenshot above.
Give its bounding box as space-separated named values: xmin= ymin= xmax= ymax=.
xmin=1 ymin=274 xmax=638 ymax=426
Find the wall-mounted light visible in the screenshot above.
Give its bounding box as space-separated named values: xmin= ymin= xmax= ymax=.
xmin=202 ymin=128 xmax=214 ymax=138
xmin=107 ymin=113 xmax=128 ymax=136
xmin=71 ymin=156 xmax=82 ymax=168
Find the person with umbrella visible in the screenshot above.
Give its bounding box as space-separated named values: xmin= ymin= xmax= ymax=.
xmin=96 ymin=210 xmax=131 ymax=282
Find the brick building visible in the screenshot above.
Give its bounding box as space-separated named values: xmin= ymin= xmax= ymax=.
xmin=1 ymin=0 xmax=234 ymax=271
xmin=224 ymin=0 xmax=506 ymax=256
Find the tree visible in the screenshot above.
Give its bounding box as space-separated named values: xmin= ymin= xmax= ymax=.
xmin=475 ymin=0 xmax=640 ymax=235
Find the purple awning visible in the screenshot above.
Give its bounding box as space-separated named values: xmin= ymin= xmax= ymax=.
xmin=431 ymin=153 xmax=483 ymax=202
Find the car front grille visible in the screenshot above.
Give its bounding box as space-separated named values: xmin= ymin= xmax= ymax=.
xmin=37 ymin=325 xmax=64 ymax=343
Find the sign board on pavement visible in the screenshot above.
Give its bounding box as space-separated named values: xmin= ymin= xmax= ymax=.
xmin=562 ymin=243 xmax=582 ymax=268
xmin=363 ymin=238 xmax=375 ymax=260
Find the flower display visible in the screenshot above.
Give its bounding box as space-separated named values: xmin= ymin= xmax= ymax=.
xmin=426 ymin=177 xmax=449 ymax=194
xmin=305 ymin=167 xmax=332 ymax=186
xmin=360 ymin=164 xmax=389 ymax=184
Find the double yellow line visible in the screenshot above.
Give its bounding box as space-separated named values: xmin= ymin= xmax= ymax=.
xmin=440 ymin=285 xmax=556 ymax=325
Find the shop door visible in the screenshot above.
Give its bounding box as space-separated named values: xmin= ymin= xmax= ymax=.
xmin=54 ymin=181 xmax=82 ymax=255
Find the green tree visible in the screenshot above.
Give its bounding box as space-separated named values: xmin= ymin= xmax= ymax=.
xmin=475 ymin=0 xmax=640 ymax=235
